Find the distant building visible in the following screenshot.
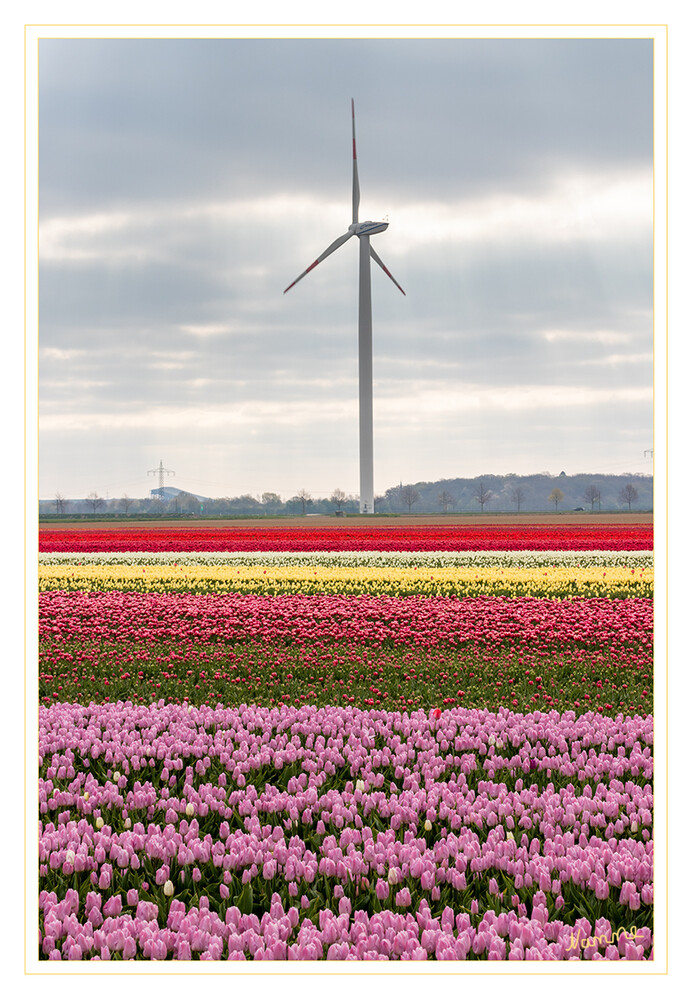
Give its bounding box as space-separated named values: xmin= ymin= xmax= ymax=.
xmin=150 ymin=486 xmax=209 ymax=502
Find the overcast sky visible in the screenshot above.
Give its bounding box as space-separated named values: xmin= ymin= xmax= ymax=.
xmin=37 ymin=35 xmax=655 ymax=502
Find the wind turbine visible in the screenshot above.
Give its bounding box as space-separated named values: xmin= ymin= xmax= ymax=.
xmin=284 ymin=99 xmax=405 ymax=515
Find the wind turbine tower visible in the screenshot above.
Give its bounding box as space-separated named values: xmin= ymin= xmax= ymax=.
xmin=284 ymin=100 xmax=405 ymax=514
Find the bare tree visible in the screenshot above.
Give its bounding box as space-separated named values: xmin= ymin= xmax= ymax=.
xmin=438 ymin=490 xmax=454 ymax=513
xmin=119 ymin=494 xmax=133 ymax=515
xmin=474 ymin=480 xmax=492 ymax=512
xmin=584 ymin=485 xmax=601 ymax=512
xmin=400 ymin=484 xmax=420 ymax=513
xmin=331 ymin=487 xmax=347 ymax=512
xmin=54 ymin=492 xmax=67 ymax=515
xmin=510 ymin=485 xmax=526 ymax=512
xmin=548 ymin=487 xmax=565 ymax=511
xmin=86 ymin=491 xmax=104 ymax=514
xmin=619 ymin=483 xmax=639 ymax=512
xmin=296 ymin=488 xmax=312 ymax=515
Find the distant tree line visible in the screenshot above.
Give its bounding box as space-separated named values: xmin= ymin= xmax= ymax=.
xmin=41 ymin=473 xmax=651 ymax=519
xmin=378 ymin=472 xmax=650 ymax=515
xmin=40 ymin=487 xmax=362 ymax=518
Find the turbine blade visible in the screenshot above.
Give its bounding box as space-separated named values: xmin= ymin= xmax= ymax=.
xmin=352 ymin=98 xmax=360 ymax=225
xmin=370 ymin=245 xmax=406 ymax=295
xmin=283 ymin=231 xmax=354 ymax=293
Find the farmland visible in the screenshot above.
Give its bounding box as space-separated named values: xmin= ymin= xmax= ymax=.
xmin=37 ymin=518 xmax=654 ymax=961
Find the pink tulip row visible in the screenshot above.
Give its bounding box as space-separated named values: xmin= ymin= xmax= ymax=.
xmin=39 ymin=806 xmax=652 ymax=900
xmin=39 ymin=701 xmax=652 ymax=960
xmin=39 ymin=888 xmax=651 ymax=961
xmin=39 ymin=700 xmax=653 ymax=783
xmin=39 ymin=591 xmax=653 ymax=651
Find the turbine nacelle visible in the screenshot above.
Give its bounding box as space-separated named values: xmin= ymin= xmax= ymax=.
xmin=349 ymin=220 xmax=389 ymax=236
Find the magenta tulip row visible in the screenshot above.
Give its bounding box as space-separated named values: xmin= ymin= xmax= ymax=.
xmin=39 ymin=591 xmax=653 ymax=650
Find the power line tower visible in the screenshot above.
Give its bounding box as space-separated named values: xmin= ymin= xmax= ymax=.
xmin=148 ymin=460 xmax=175 ymax=502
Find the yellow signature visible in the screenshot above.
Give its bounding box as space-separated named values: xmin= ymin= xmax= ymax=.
xmin=566 ymin=925 xmax=643 ymax=952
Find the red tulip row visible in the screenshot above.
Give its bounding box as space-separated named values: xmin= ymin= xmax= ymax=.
xmin=39 ymin=524 xmax=653 ymax=553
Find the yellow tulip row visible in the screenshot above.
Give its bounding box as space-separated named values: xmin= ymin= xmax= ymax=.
xmin=38 ymin=563 xmax=653 ymax=599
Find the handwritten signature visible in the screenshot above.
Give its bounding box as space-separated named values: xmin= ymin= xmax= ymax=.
xmin=567 ymin=925 xmax=644 ymax=952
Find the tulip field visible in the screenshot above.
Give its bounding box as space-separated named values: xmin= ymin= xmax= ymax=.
xmin=39 ymin=524 xmax=651 ymax=553
xmin=38 ymin=522 xmax=654 ymax=961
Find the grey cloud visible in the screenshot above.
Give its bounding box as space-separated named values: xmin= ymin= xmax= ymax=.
xmin=39 ymin=38 xmax=653 ymax=212
xmin=37 ymin=36 xmax=654 ymax=498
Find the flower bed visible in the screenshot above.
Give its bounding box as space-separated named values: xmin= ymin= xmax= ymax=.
xmin=38 ymin=563 xmax=652 ymax=599
xmin=39 ymin=701 xmax=652 ymax=961
xmin=39 ymin=550 xmax=654 ymax=568
xmin=39 ymin=524 xmax=653 ymax=553
xmin=39 ymin=592 xmax=652 ymax=716
xmin=37 ymin=524 xmax=654 ymax=960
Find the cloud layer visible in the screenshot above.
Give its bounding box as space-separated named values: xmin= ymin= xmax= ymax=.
xmin=38 ymin=37 xmax=654 ymax=500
